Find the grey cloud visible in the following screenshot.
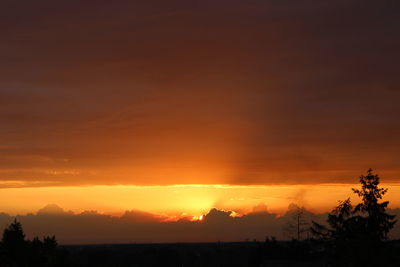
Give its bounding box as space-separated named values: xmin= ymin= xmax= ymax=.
xmin=0 ymin=204 xmax=398 ymax=244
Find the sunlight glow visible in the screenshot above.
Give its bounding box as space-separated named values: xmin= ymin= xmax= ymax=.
xmin=0 ymin=183 xmax=399 ymax=218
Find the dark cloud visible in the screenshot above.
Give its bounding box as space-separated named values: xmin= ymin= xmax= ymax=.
xmin=0 ymin=0 xmax=399 ymax=186
xmin=121 ymin=209 xmax=167 ymax=223
xmin=37 ymin=204 xmax=72 ymax=215
xmin=0 ymin=204 xmax=398 ymax=244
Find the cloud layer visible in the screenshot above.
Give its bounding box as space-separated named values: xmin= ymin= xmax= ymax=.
xmin=0 ymin=204 xmax=399 ymax=244
xmin=0 ymin=0 xmax=399 ymax=186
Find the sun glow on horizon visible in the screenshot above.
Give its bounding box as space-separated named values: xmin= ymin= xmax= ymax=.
xmin=0 ymin=183 xmax=400 ymax=218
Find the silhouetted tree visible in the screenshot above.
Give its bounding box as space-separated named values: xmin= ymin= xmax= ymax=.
xmin=43 ymin=235 xmax=57 ymax=249
xmin=1 ymin=219 xmax=28 ymax=266
xmin=0 ymin=220 xmax=65 ymax=267
xmin=2 ymin=219 xmax=25 ymax=251
xmin=312 ymin=170 xmax=396 ymax=239
xmin=352 ymin=168 xmax=397 ymax=240
xmin=311 ymin=198 xmax=362 ymax=240
xmin=311 ymin=169 xmax=397 ymax=267
xmin=283 ymin=207 xmax=310 ymax=240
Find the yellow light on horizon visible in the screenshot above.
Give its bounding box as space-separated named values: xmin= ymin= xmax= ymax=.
xmin=0 ymin=183 xmax=399 ymax=218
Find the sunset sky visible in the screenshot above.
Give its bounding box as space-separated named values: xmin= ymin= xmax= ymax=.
xmin=0 ymin=0 xmax=400 ymax=240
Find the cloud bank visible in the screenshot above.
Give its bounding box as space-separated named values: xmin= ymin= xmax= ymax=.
xmin=0 ymin=204 xmax=399 ymax=244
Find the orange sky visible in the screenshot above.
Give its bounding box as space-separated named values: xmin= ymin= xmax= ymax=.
xmin=0 ymin=0 xmax=400 ymax=220
xmin=1 ymin=183 xmax=399 ymax=218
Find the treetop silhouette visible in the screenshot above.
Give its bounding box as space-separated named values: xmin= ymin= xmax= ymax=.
xmin=0 ymin=219 xmax=64 ymax=267
xmin=312 ymin=169 xmax=396 ymax=241
xmin=352 ymin=168 xmax=397 ymax=240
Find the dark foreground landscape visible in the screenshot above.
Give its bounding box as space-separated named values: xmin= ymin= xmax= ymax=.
xmin=61 ymin=240 xmax=400 ymax=267
xmin=3 ymin=239 xmax=400 ymax=267
xmin=2 ymin=236 xmax=400 ymax=266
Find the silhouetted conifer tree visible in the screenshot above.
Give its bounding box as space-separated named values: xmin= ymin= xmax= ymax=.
xmin=2 ymin=219 xmax=25 ymax=250
xmin=1 ymin=219 xmax=28 ymax=266
xmin=0 ymin=220 xmax=65 ymax=267
xmin=352 ymin=168 xmax=397 ymax=240
xmin=311 ymin=169 xmax=397 ymax=267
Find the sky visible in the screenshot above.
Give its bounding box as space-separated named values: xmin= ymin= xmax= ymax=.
xmin=0 ymin=0 xmax=400 ymax=242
